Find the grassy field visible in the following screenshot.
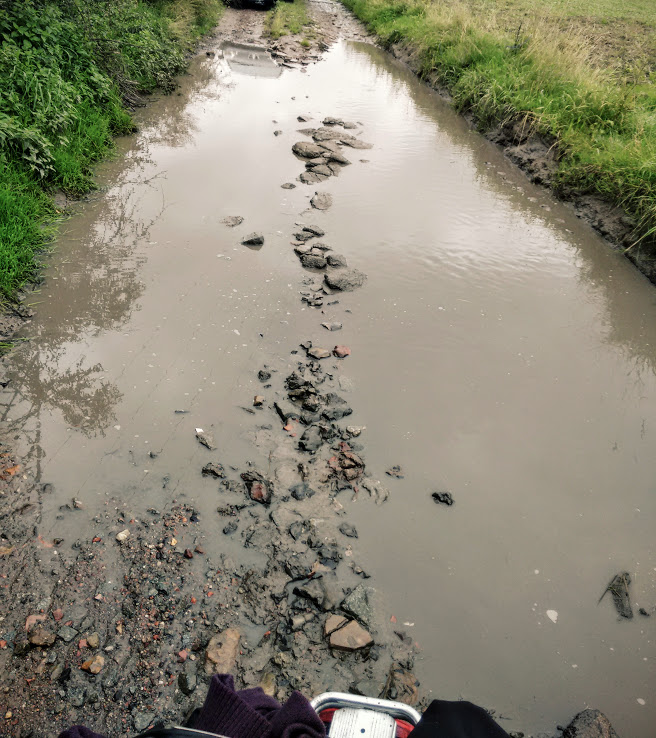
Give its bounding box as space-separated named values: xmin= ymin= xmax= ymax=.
xmin=0 ymin=0 xmax=222 ymax=303
xmin=341 ymin=0 xmax=656 ymax=251
xmin=265 ymin=0 xmax=313 ymax=43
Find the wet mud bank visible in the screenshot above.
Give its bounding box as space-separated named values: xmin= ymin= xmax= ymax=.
xmin=0 ymin=3 xmax=654 ymax=738
xmin=381 ymin=42 xmax=656 ymax=285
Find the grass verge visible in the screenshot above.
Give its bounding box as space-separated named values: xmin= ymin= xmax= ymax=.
xmin=0 ymin=0 xmax=222 ymax=303
xmin=265 ymin=0 xmax=312 ymax=40
xmin=340 ymin=0 xmax=656 ymax=253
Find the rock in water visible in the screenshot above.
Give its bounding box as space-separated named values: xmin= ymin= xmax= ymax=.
xmin=301 ymin=171 xmax=325 ymax=185
xmin=241 ymin=233 xmax=264 ymax=246
xmin=563 ymin=709 xmax=619 ymax=738
xmin=222 ymin=215 xmax=243 ymax=227
xmin=432 ymin=491 xmax=454 ymax=506
xmin=303 ymin=225 xmax=325 ymax=237
xmin=599 ymin=572 xmax=633 ymax=619
xmin=300 ymin=253 xmax=327 ymax=269
xmin=326 ymin=253 xmax=348 ymax=268
xmin=292 ymin=141 xmax=326 ymax=158
xmin=311 ymin=192 xmax=333 ymax=210
xmin=324 ymin=269 xmax=367 ymax=292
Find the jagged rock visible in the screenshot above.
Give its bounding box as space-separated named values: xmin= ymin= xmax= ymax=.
xmin=242 ymin=233 xmax=264 ymax=246
xmin=341 ymin=584 xmax=376 ymax=627
xmin=329 ymin=620 xmax=373 ymax=651
xmin=563 ymin=709 xmax=619 ymax=738
xmin=202 ymin=462 xmax=225 ymax=478
xmin=289 ymin=483 xmax=316 ymax=500
xmin=324 ymin=614 xmax=348 ymax=635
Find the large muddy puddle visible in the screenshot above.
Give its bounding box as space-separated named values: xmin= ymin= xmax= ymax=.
xmin=2 ymin=33 xmax=654 ymax=737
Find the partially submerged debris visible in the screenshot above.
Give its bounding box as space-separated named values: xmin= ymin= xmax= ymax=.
xmin=599 ymin=572 xmax=633 ymax=619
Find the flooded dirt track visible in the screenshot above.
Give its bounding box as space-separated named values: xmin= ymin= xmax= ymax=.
xmin=0 ymin=3 xmax=655 ymax=737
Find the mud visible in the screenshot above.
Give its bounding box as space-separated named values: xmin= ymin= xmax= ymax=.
xmin=0 ymin=3 xmax=655 ymax=738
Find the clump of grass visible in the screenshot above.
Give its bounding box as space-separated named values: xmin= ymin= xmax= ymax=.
xmin=340 ymin=0 xmax=656 ymax=247
xmin=0 ymin=0 xmax=222 ymax=302
xmin=265 ymin=0 xmax=312 ymax=39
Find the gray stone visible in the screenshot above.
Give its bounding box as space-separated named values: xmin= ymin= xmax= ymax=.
xmin=299 ymin=426 xmax=323 ymax=452
xmin=300 ymin=253 xmax=327 ymax=270
xmin=242 ymin=232 xmax=264 ymax=246
xmin=281 ymin=183 xmax=296 ymax=189
xmin=133 ymin=712 xmax=157 ymax=733
xmin=326 ymin=253 xmax=348 ymax=268
xmin=302 ymin=225 xmax=325 ymax=237
xmin=341 ymin=137 xmax=373 ymax=150
xmin=67 ymin=686 xmax=86 ymax=707
xmin=312 ymin=165 xmax=333 ymax=177
xmin=311 ymin=192 xmax=333 ymax=211
xmin=300 ymin=171 xmax=326 ymax=185
xmin=292 ymin=141 xmax=326 ymax=159
xmin=339 ymin=523 xmax=358 ymax=539
xmin=325 ymin=268 xmax=367 ymax=292
xmin=178 ymin=671 xmax=197 ymax=695
xmin=563 ymin=709 xmax=619 ymax=738
xmin=322 ymin=322 xmax=343 ymax=331
xmin=57 ymin=626 xmax=78 ymax=643
xmin=341 ymin=584 xmax=376 ymax=627
xmin=325 ymin=150 xmax=351 ymax=165
xmin=293 ymin=231 xmax=315 ymax=242
xmin=289 ymin=483 xmax=316 ymax=501
xmin=312 ymin=127 xmax=345 ymax=142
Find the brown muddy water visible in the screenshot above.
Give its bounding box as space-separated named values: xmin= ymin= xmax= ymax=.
xmin=2 ymin=36 xmax=655 ymax=737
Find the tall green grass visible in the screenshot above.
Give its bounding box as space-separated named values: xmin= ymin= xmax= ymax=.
xmin=341 ymin=0 xmax=656 ymax=251
xmin=0 ymin=0 xmax=221 ymax=302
